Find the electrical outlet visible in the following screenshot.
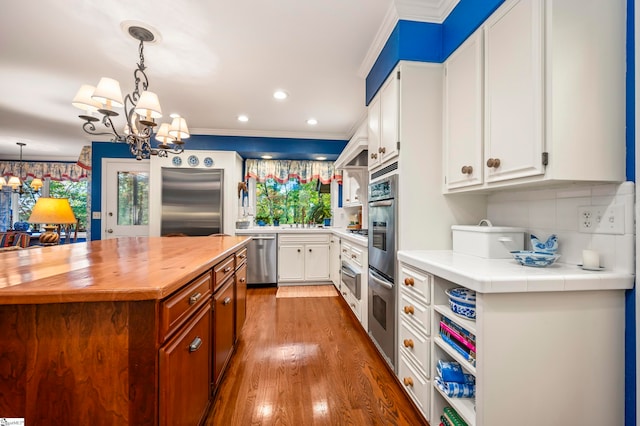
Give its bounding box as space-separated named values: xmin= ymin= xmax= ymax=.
xmin=578 ymin=205 xmax=624 ymax=234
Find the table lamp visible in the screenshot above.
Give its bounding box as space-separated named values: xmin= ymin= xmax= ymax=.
xmin=28 ymin=197 xmax=77 ymax=246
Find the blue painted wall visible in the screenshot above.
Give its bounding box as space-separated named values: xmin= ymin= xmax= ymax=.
xmin=90 ymin=135 xmax=347 ymax=240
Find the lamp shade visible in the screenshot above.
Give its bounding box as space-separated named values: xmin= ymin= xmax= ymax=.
xmin=7 ymin=176 xmax=21 ymax=190
xmin=30 ymin=178 xmax=43 ymax=191
xmin=134 ymin=91 xmax=162 ymax=119
xmin=92 ymin=77 xmax=124 ymax=108
xmin=28 ymin=197 xmax=77 ymax=225
xmin=72 ymin=84 xmax=103 ymax=112
xmin=168 ymin=117 xmax=190 ymax=140
xmin=155 ymin=122 xmax=173 ymax=145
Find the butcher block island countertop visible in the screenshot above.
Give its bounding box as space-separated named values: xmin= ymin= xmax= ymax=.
xmin=0 ymin=235 xmax=250 ymax=426
xmin=0 ymin=235 xmax=249 ymax=304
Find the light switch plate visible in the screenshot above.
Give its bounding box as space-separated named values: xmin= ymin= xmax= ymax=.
xmin=92 ymin=212 xmax=101 ymax=220
xmin=578 ymin=205 xmax=624 ymax=234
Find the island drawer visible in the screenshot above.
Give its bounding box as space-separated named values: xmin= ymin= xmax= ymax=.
xmin=161 ymin=271 xmax=212 ymax=341
xmin=213 ymin=255 xmax=235 ymax=291
xmin=235 ymin=247 xmax=247 ymax=269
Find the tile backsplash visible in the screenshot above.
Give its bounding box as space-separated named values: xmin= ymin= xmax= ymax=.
xmin=486 ymin=182 xmax=635 ymax=273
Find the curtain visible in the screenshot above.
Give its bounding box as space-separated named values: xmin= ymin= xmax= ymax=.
xmin=245 ymin=159 xmax=342 ymax=184
xmin=0 ymin=161 xmax=88 ymax=182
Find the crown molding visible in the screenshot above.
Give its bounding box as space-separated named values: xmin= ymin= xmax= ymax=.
xmin=357 ymin=3 xmax=399 ymax=78
xmin=358 ymin=0 xmax=459 ymax=78
xmin=190 ymin=127 xmax=349 ymax=141
xmin=394 ymin=0 xmax=460 ymax=24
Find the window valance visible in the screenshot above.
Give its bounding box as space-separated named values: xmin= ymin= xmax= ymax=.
xmin=245 ymin=159 xmax=341 ymax=184
xmin=0 ymin=161 xmax=88 ymax=182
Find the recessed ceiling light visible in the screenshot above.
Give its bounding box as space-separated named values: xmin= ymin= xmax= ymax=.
xmin=316 ymin=156 xmax=327 ymax=161
xmin=169 ymin=113 xmax=181 ymax=119
xmin=261 ymin=155 xmax=273 ymax=159
xmin=273 ymin=90 xmax=288 ymax=100
xmin=306 ymin=118 xmax=318 ymax=125
xmin=237 ymin=115 xmax=249 ymax=122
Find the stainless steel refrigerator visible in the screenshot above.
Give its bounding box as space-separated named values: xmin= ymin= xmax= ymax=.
xmin=161 ymin=168 xmax=224 ymax=236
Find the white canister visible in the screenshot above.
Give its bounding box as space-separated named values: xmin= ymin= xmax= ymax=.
xmin=452 ymin=224 xmax=526 ymax=259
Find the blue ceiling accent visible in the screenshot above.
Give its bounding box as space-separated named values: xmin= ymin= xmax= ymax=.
xmin=365 ymin=0 xmax=506 ymax=105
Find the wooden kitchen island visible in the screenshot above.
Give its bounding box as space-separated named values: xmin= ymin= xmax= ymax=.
xmin=0 ymin=235 xmax=250 ymax=425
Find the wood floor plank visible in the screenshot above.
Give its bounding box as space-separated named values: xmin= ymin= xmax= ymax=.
xmin=206 ymin=287 xmax=428 ymax=425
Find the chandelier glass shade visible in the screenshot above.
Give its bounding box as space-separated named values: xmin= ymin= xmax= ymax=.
xmin=72 ymin=25 xmax=189 ymax=160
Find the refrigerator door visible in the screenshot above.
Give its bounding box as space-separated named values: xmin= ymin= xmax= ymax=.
xmin=161 ymin=168 xmax=224 ymax=236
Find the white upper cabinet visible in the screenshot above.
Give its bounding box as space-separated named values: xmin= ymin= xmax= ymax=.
xmin=444 ymin=30 xmax=484 ymax=190
xmin=443 ymin=0 xmax=626 ymax=193
xmin=484 ymin=0 xmax=544 ymax=184
xmin=368 ymin=72 xmax=400 ymax=170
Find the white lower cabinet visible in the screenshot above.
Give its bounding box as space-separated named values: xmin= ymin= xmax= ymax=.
xmin=278 ymin=234 xmax=330 ymax=284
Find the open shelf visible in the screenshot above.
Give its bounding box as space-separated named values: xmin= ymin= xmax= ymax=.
xmin=434 ymin=336 xmax=476 ymax=375
xmin=434 ymin=304 xmax=477 ymax=335
xmin=433 ymin=384 xmax=476 ymax=426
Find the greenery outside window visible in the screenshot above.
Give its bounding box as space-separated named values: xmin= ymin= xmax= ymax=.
xmin=18 ymin=179 xmax=88 ymax=231
xmin=255 ymin=178 xmax=331 ymax=225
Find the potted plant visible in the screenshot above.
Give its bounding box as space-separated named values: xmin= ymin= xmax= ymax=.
xmin=255 ymin=214 xmax=270 ymax=226
xmin=308 ymin=200 xmax=332 ymax=226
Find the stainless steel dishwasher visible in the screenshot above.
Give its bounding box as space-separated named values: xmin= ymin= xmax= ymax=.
xmin=246 ymin=233 xmax=277 ymax=285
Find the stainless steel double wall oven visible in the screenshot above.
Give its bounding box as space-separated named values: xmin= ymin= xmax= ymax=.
xmin=367 ymin=174 xmax=397 ymax=371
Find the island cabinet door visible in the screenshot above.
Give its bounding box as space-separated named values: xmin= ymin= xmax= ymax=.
xmin=213 ymin=276 xmax=236 ymax=389
xmin=235 ymin=262 xmax=248 ymax=341
xmin=159 ymin=301 xmax=212 ymax=426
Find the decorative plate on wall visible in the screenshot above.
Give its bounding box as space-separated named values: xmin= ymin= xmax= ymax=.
xmin=172 ymin=156 xmax=182 ymax=166
xmin=204 ymin=157 xmax=214 ymax=167
xmin=187 ymin=155 xmax=199 ymax=167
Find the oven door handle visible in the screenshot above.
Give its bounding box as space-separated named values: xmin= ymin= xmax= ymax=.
xmin=341 ymin=268 xmax=357 ymax=278
xmin=370 ymin=200 xmax=393 ymax=207
xmin=369 ymin=270 xmax=393 ymax=289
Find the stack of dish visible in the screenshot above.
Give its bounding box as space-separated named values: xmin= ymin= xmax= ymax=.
xmin=510 ymin=234 xmax=560 ymax=267
xmin=445 ymin=287 xmax=476 ymax=320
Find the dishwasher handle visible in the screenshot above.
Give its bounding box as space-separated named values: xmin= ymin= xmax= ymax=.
xmin=251 ymin=236 xmax=276 ymax=240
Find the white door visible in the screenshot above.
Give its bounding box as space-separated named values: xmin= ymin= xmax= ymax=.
xmin=278 ymin=244 xmax=305 ymax=282
xmin=102 ymin=159 xmax=151 ymax=239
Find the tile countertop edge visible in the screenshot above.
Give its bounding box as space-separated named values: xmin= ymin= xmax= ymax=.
xmin=234 ymin=227 xmax=368 ymax=246
xmin=397 ymin=250 xmax=634 ymax=293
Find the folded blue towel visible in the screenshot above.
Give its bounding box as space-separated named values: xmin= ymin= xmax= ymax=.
xmin=437 ymin=360 xmax=466 ymax=383
xmin=435 ymin=375 xmax=475 ymax=398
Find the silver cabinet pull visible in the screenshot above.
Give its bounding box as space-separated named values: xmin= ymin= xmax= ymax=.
xmin=223 ymin=297 xmax=232 ymax=305
xmin=224 ymin=267 xmax=231 ymax=273
xmin=188 ymin=292 xmax=202 ymax=305
xmin=189 ymin=336 xmax=202 ymax=352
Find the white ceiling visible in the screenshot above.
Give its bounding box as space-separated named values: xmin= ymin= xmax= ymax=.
xmin=0 ymin=0 xmax=457 ymax=161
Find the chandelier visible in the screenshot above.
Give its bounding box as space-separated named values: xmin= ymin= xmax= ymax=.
xmin=0 ymin=142 xmax=43 ymax=193
xmin=71 ymin=25 xmax=189 ymax=160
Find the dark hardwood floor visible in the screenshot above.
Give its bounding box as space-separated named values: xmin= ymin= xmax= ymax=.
xmin=205 ymin=287 xmax=428 ymax=425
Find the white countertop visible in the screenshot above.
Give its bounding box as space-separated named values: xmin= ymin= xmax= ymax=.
xmin=234 ymin=226 xmax=368 ymax=246
xmin=398 ymin=250 xmax=634 ymax=293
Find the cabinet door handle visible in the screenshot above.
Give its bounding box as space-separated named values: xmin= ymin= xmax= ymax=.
xmin=188 ymin=292 xmax=202 ymax=305
xmin=297 ymin=249 xmax=301 ymax=253
xmin=239 ymin=254 xmax=246 ymax=259
xmin=224 ymin=266 xmax=232 ymax=273
xmin=461 ymin=165 xmax=473 ymax=175
xmin=351 ymin=254 xmax=356 ymax=259
xmin=223 ymin=297 xmax=232 ymax=305
xmin=404 ymin=277 xmax=414 ymax=287
xmin=403 ymin=377 xmax=414 ymax=387
xmin=342 ymin=292 xmax=347 ymax=296
xmin=240 ymin=278 xmax=246 ymax=283
xmin=403 ymin=339 xmax=414 ymax=348
xmin=189 ymin=336 xmax=203 ymax=353
xmin=487 ymin=158 xmax=501 ymax=168
xmin=350 ymin=303 xmax=356 ymax=309
xmin=309 ymin=249 xmax=312 ymax=252
xmin=403 ymin=305 xmax=415 ymax=315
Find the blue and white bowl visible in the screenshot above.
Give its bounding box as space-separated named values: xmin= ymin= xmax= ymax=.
xmin=510 ymin=250 xmax=561 ymax=267
xmin=530 ymin=234 xmax=558 ymax=253
xmin=445 ymin=288 xmax=476 ymax=320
